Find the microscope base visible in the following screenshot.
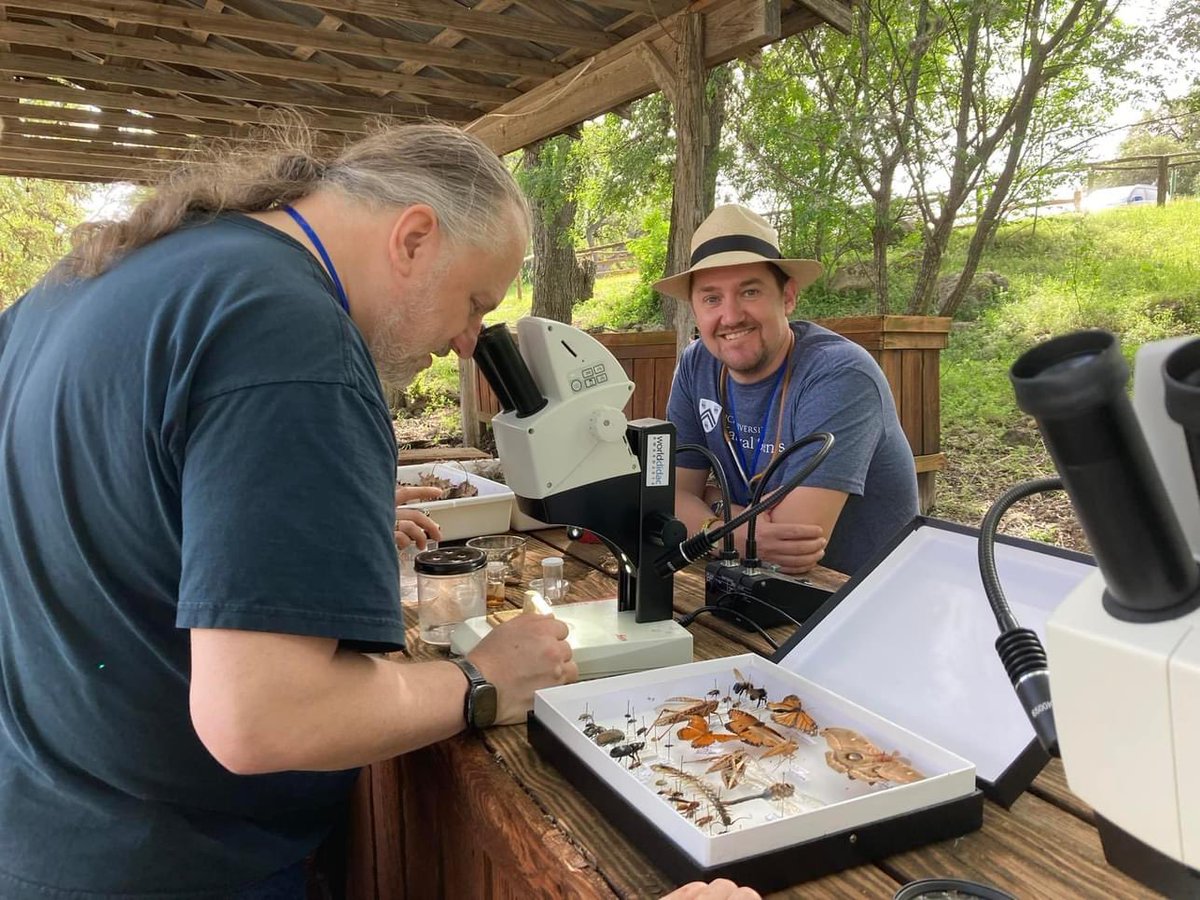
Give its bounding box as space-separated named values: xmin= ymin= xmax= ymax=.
xmin=450 ymin=599 xmax=694 ymax=680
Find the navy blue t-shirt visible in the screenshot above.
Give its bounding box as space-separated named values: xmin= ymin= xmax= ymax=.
xmin=0 ymin=214 xmax=403 ymax=897
xmin=668 ymin=321 xmax=918 ymax=574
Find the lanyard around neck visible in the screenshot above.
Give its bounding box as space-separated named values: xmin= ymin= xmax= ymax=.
xmin=719 ymin=333 xmax=794 ymax=492
xmin=282 ymin=205 xmax=350 ymax=314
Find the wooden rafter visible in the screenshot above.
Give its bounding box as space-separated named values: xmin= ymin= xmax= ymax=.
xmin=0 ymin=22 xmax=520 ymax=103
xmin=0 ymin=81 xmax=385 ymax=131
xmin=300 ymin=0 xmax=617 ymax=50
xmin=6 ymin=0 xmax=566 ymax=80
xmin=0 ymin=55 xmax=478 ymax=118
xmin=0 ymin=0 xmax=851 ymax=182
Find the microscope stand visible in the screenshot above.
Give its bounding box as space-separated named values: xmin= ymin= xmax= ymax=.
xmin=450 ymin=598 xmax=694 ymax=680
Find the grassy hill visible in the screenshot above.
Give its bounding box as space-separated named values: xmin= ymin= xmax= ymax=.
xmin=397 ymin=198 xmax=1200 ymax=551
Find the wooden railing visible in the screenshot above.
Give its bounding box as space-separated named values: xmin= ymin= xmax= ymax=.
xmin=459 ymin=316 xmax=950 ymax=511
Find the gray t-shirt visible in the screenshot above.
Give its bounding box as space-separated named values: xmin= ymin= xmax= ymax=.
xmin=0 ymin=214 xmax=402 ymax=898
xmin=668 ymin=321 xmax=918 ymax=574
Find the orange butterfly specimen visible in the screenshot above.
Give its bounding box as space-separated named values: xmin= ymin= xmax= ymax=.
xmin=726 ymin=709 xmax=799 ymax=760
xmin=767 ymin=694 xmax=818 ymax=736
xmin=677 ymin=716 xmax=740 ymax=749
xmin=821 ymin=727 xmax=925 ymax=785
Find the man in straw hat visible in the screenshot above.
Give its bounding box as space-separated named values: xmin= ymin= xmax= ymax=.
xmin=660 ymin=204 xmax=917 ymax=576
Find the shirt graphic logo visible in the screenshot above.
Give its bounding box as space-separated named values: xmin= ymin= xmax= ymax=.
xmin=698 ymin=398 xmax=722 ymax=434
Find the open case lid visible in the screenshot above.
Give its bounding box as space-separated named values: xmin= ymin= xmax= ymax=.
xmin=773 ymin=517 xmax=1095 ymax=807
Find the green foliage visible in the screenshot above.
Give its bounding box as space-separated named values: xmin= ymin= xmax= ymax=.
xmin=0 ymin=177 xmax=90 ymax=309
xmin=939 ymin=198 xmax=1200 ymax=436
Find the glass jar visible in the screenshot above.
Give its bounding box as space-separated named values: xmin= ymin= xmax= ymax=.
xmin=415 ymin=546 xmax=486 ymax=647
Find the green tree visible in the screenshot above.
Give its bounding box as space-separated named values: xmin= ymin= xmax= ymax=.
xmin=1 ymin=177 xmax=90 ymax=310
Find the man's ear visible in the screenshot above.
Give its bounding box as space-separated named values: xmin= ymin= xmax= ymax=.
xmin=387 ymin=204 xmax=440 ymax=279
xmin=782 ymin=277 xmax=799 ymax=317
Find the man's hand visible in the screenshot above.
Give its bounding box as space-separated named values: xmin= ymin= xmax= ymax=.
xmin=751 ymin=511 xmax=826 ymax=574
xmin=394 ymin=485 xmax=443 ymax=549
xmin=661 ymin=879 xmax=761 ymax=900
xmin=468 ymin=613 xmax=576 ymax=725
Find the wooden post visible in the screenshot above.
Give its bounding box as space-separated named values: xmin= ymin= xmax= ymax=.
xmin=666 ymin=12 xmax=705 ymax=359
xmin=459 ymin=356 xmax=481 ymax=449
xmin=1157 ymin=155 xmax=1169 ymax=206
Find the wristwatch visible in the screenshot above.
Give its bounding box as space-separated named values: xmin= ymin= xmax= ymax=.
xmin=451 ymin=657 xmax=498 ymax=730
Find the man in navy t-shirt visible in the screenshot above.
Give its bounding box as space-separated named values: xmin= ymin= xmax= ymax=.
xmin=659 ymin=205 xmax=918 ymax=576
xmin=0 ymin=125 xmax=577 ymax=898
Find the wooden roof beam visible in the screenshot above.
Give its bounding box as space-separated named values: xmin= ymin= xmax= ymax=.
xmin=302 ymin=0 xmax=617 ymax=51
xmin=0 ymin=56 xmax=479 ymax=119
xmin=0 ymin=99 xmax=298 ymax=140
xmin=0 ymin=22 xmax=520 ymax=103
xmin=787 ymin=0 xmax=852 ymax=34
xmin=0 ymin=161 xmax=134 ymax=182
xmin=0 ymin=139 xmax=186 ymax=169
xmin=469 ymin=0 xmax=783 ymax=155
xmin=5 ymin=0 xmax=565 ymax=80
xmin=0 ymin=81 xmax=389 ymax=131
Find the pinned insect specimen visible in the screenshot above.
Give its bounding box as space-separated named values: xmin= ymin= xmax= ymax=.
xmin=695 ymin=815 xmax=715 ymax=828
xmin=651 ymin=764 xmax=733 ymax=828
xmin=652 ymin=698 xmax=719 ymax=728
xmin=593 ymin=728 xmax=626 ymax=746
xmin=609 ymin=741 xmax=645 ymax=767
xmin=726 ymin=709 xmax=799 ymax=760
xmin=703 ymin=750 xmax=750 ymax=790
xmin=731 ymin=669 xmax=768 ymax=706
xmin=582 ymin=722 xmax=603 ymax=739
xmin=578 ymin=706 xmax=594 ymax=723
xmin=726 ymin=782 xmax=796 ymax=807
xmin=766 ymin=694 xmax=818 ymax=736
xmin=821 ymin=727 xmax=925 ymax=785
xmin=676 ymin=716 xmax=740 ymax=749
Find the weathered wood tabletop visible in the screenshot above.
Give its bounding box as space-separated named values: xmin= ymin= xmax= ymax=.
xmin=345 ymin=529 xmax=1160 ymax=900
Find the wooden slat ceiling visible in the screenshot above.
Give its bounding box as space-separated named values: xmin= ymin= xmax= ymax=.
xmin=0 ymin=0 xmax=850 ymax=184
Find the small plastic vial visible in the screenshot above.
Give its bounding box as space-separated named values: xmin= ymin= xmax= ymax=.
xmin=541 ymin=556 xmax=564 ymax=602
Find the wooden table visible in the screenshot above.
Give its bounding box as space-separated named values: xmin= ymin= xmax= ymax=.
xmin=344 ymin=529 xmax=1160 ymax=900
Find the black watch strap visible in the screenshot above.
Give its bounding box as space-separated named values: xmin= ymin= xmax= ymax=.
xmin=451 ymin=657 xmax=497 ymax=729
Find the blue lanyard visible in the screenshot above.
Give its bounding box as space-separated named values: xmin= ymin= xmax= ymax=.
xmin=282 ymin=204 xmax=350 ymax=314
xmin=723 ymin=359 xmax=788 ymax=490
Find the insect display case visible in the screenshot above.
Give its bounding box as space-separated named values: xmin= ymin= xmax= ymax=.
xmin=527 ymin=518 xmax=1095 ymax=890
xmin=528 ymin=654 xmax=981 ymax=890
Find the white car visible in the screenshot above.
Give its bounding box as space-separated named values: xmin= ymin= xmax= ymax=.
xmin=1082 ymin=183 xmax=1158 ymax=211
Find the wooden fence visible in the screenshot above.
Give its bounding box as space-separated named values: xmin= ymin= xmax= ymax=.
xmin=459 ymin=316 xmax=950 ymax=511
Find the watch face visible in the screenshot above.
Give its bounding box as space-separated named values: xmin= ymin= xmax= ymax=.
xmin=473 ymin=684 xmax=498 ymax=728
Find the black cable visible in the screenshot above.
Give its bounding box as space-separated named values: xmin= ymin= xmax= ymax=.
xmin=979 ymin=476 xmax=1064 ymax=632
xmin=729 ymin=589 xmax=805 ymax=631
xmin=655 ymin=432 xmax=835 ymax=575
xmin=676 ymin=601 xmax=780 ymax=651
xmin=744 ymin=432 xmax=835 ymax=563
xmin=978 ymin=476 xmax=1065 ymax=758
xmin=678 ymin=442 xmax=735 ymax=556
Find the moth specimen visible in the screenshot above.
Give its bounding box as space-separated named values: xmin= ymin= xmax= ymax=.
xmin=821 ymin=727 xmax=925 ymax=785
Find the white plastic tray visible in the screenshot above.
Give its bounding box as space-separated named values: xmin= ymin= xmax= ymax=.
xmin=533 ymin=653 xmax=975 ymax=868
xmin=395 ymin=463 xmax=514 ymax=542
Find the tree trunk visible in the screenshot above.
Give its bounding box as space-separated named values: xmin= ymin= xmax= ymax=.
xmin=523 ymin=139 xmax=595 ymax=324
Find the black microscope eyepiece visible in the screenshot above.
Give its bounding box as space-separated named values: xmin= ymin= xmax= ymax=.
xmin=1011 ymin=330 xmax=1200 ymax=623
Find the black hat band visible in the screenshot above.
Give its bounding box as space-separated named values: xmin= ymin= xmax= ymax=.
xmin=690 ymin=234 xmax=782 ymax=266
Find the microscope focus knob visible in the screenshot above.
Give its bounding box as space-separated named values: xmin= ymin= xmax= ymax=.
xmin=589 ymin=407 xmax=627 ymax=443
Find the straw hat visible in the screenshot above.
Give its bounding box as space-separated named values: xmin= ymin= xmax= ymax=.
xmin=652 ymin=204 xmax=823 ymax=302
